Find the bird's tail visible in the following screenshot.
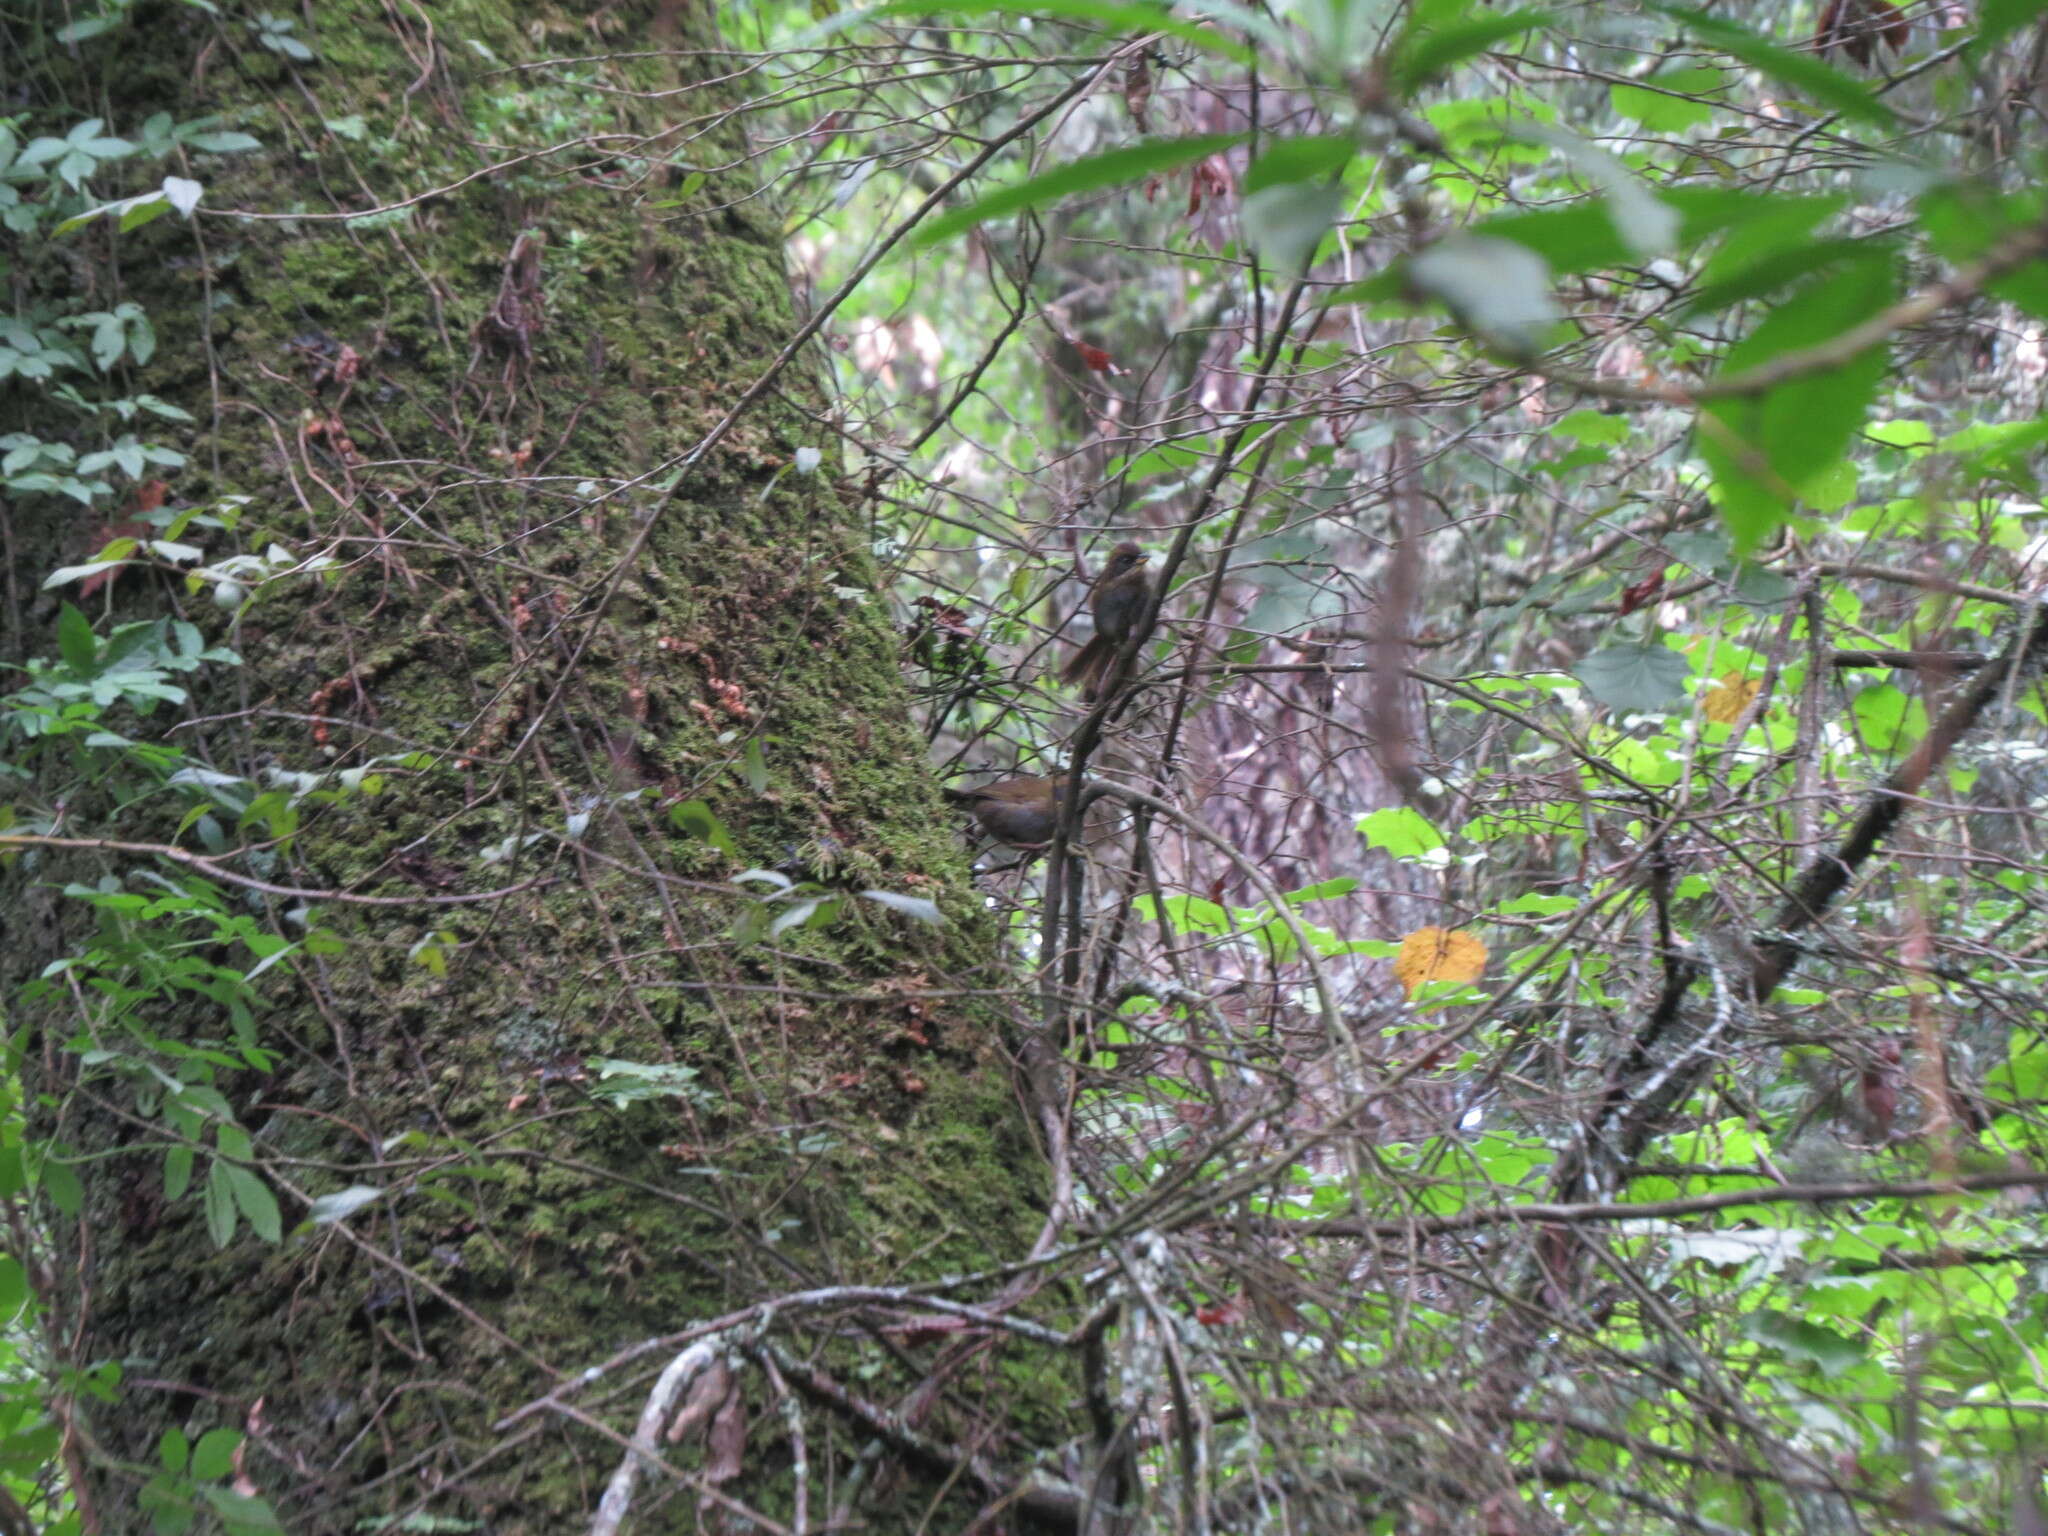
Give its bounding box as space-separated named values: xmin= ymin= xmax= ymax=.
xmin=1060 ymin=634 xmax=1110 ymax=688
xmin=1065 ymin=635 xmax=1133 ymax=700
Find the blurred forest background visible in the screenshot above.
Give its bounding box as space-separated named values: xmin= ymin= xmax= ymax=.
xmin=8 ymin=0 xmax=2048 ymax=1530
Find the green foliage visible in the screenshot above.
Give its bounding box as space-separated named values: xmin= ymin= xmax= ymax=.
xmin=913 ymin=131 xmax=1247 ymax=247
xmin=0 ymin=62 xmax=294 ymax=1528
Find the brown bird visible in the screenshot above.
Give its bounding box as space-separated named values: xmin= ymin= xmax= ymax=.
xmin=1060 ymin=541 xmax=1151 ymax=701
xmin=943 ymin=774 xmax=1063 ymax=848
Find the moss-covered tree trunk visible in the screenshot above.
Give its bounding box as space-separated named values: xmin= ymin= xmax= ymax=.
xmin=8 ymin=3 xmax=1078 ymax=1530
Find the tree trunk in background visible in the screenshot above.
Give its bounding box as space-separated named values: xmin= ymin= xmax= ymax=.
xmin=8 ymin=4 xmax=1074 ymax=1529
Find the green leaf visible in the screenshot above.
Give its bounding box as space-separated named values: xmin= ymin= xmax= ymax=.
xmin=668 ymin=799 xmax=738 ymax=858
xmin=1651 ymin=6 xmax=1895 ymax=127
xmin=164 ymin=1143 xmax=194 ymax=1201
xmin=1683 ymin=236 xmax=1883 ymax=317
xmin=0 ymin=1255 xmax=25 ymax=1322
xmin=57 ymin=602 xmax=97 ymax=671
xmin=912 ymin=133 xmax=1246 ymax=248
xmin=743 ymin=738 xmax=769 ymax=795
xmin=1742 ymin=1309 xmax=1865 ymax=1376
xmin=1554 ymin=409 xmax=1627 ymax=445
xmin=308 ymin=1184 xmax=385 ymax=1224
xmin=197 ymin=1487 xmax=285 ymax=1533
xmin=1284 ymin=876 xmax=1359 ymax=904
xmin=37 ymin=1150 xmax=83 ymax=1215
xmin=204 ymin=1160 xmax=238 ymax=1246
xmin=769 ymin=896 xmax=827 ymax=937
xmin=225 ymin=1165 xmax=282 ymax=1242
xmin=861 ymin=889 xmax=945 ymax=926
xmin=1510 ymin=121 xmax=1675 ymax=257
xmin=1970 ymin=0 xmax=2048 ymax=55
xmin=1448 ymin=204 xmax=1633 ymax=279
xmin=1356 ymin=806 xmax=1445 ymax=860
xmin=1241 ymin=181 xmax=1343 ymax=273
xmin=1610 ymin=66 xmax=1724 ymax=131
xmin=588 ymin=1057 xmax=711 ymax=1109
xmin=1408 ymin=234 xmax=1559 ymax=352
xmin=191 ymin=1428 xmax=241 ymax=1480
xmin=1241 ymin=136 xmax=1355 ymax=195
xmin=1699 ymin=252 xmax=1894 ymax=552
xmin=1392 ymin=8 xmax=1547 ymax=92
xmin=186 ymin=130 xmax=262 ymax=153
xmin=56 ymin=14 xmax=119 ymax=41
xmin=41 ymin=558 xmax=127 ymax=590
xmin=857 ymin=0 xmax=1256 ymax=63
xmin=161 ymin=1426 xmax=191 ymax=1473
xmin=1573 ymin=643 xmax=1691 ymax=713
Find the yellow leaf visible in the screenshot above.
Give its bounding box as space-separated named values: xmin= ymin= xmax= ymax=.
xmin=1395 ymin=927 xmax=1487 ymax=998
xmin=1703 ymin=673 xmax=1760 ymax=724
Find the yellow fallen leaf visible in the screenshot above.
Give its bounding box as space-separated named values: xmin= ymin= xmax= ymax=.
xmin=1703 ymin=673 xmax=1761 ymax=724
xmin=1395 ymin=926 xmax=1487 ymax=998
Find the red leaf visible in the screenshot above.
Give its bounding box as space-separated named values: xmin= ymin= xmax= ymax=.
xmin=1617 ymin=570 xmax=1665 ymax=617
xmin=1187 ymin=154 xmax=1233 ymax=216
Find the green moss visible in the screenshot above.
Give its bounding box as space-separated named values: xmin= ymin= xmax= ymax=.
xmin=11 ymin=3 xmax=1074 ymax=1529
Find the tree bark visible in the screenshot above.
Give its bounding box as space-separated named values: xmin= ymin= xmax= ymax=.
xmin=9 ymin=4 xmax=1075 ymax=1529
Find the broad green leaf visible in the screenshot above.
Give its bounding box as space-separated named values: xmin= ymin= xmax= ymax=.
xmin=43 ymin=558 xmax=126 ymax=590
xmin=1741 ymin=1309 xmax=1865 ymax=1376
xmin=1919 ymin=184 xmax=2048 ymax=321
xmin=1409 ymin=234 xmax=1559 ymax=352
xmin=1610 ymin=66 xmax=1724 ymax=130
xmin=1573 ymin=643 xmax=1690 ymax=713
xmin=1652 ymin=5 xmax=1895 ymax=126
xmin=205 ymin=1159 xmax=238 ymax=1246
xmin=1512 ymin=121 xmax=1676 ymax=256
xmin=162 ymin=175 xmax=203 ymax=217
xmin=225 ymin=1165 xmax=282 ymax=1242
xmin=913 ymin=133 xmax=1246 ymax=247
xmin=1699 ymin=252 xmax=1894 ymax=552
xmin=197 ymin=1487 xmax=286 ymax=1533
xmin=191 ymin=1428 xmax=242 ymax=1480
xmin=58 ymin=602 xmax=97 ymax=671
xmin=668 ymin=799 xmax=738 ymax=857
xmin=1392 ymin=9 xmax=1548 ymax=92
xmin=1970 ymin=0 xmax=2048 ymax=55
xmin=1357 ymin=806 xmax=1445 ymax=859
xmin=186 ymin=130 xmax=262 ymax=153
xmin=308 ymin=1184 xmax=385 ymax=1224
xmin=855 ymin=0 xmax=1256 ymax=63
xmin=1285 ymin=876 xmax=1358 ymax=904
xmin=769 ymin=896 xmax=826 ymax=937
xmin=862 ymin=889 xmax=945 ymax=926
xmin=0 ymin=1255 xmax=24 ymax=1322
xmin=1241 ymin=136 xmax=1355 ymax=195
xmin=164 ymin=1143 xmax=194 ymax=1201
xmin=1684 ymin=236 xmax=1886 ymax=317
xmin=1242 ymin=180 xmax=1343 ymax=273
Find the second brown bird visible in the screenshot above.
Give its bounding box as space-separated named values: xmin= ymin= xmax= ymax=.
xmin=943 ymin=774 xmax=1062 ymax=848
xmin=1061 ymin=541 xmax=1151 ymax=701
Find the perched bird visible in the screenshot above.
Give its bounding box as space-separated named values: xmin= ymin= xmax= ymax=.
xmin=943 ymin=774 xmax=1062 ymax=848
xmin=1060 ymin=541 xmax=1152 ymax=701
